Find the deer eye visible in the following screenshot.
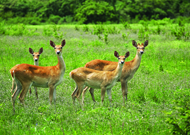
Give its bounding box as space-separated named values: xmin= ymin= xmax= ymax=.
xmin=37 ymin=55 xmax=40 ymax=57
xmin=32 ymin=55 xmax=34 ymax=56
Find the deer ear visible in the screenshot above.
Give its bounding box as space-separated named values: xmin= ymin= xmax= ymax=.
xmin=144 ymin=40 xmax=148 ymax=47
xmin=61 ymin=39 xmax=66 ymax=47
xmin=29 ymin=48 xmax=34 ymax=54
xmin=114 ymin=51 xmax=119 ymax=58
xmin=39 ymin=47 xmax=43 ymax=54
xmin=125 ymin=51 xmax=130 ymax=58
xmin=132 ymin=40 xmax=137 ymax=47
xmin=50 ymin=40 xmax=55 ymax=48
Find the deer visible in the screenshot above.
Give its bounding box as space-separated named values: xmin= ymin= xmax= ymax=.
xmin=70 ymin=51 xmax=130 ymax=107
xmin=10 ymin=48 xmax=43 ymax=99
xmin=28 ymin=47 xmax=43 ymax=98
xmin=10 ymin=39 xmax=66 ymax=113
xmin=80 ymin=40 xmax=148 ymax=104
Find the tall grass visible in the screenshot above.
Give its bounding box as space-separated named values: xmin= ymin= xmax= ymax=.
xmin=0 ymin=23 xmax=189 ymax=134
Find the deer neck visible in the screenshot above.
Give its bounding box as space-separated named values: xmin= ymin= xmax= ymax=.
xmin=131 ymin=52 xmax=142 ymax=70
xmin=113 ymin=62 xmax=124 ymax=80
xmin=34 ymin=61 xmax=39 ymax=66
xmin=57 ymin=55 xmax=66 ymax=72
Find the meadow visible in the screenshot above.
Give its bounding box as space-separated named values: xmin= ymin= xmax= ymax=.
xmin=0 ymin=22 xmax=190 ymax=134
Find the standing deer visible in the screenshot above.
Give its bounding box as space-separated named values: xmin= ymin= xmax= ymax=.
xmin=28 ymin=47 xmax=43 ymax=98
xmin=81 ymin=40 xmax=148 ymax=104
xmin=10 ymin=48 xmax=43 ymax=99
xmin=10 ymin=40 xmax=66 ymax=112
xmin=70 ymin=51 xmax=130 ymax=106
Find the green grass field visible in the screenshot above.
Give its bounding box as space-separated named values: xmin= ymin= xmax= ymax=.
xmin=0 ymin=24 xmax=190 ymax=134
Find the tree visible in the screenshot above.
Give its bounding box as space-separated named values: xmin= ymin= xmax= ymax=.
xmin=75 ymin=0 xmax=117 ymax=24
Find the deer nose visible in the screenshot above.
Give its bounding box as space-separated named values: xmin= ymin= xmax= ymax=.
xmin=57 ymin=51 xmax=60 ymax=54
xmin=140 ymin=51 xmax=144 ymax=54
xmin=35 ymin=59 xmax=38 ymax=61
xmin=121 ymin=61 xmax=124 ymax=64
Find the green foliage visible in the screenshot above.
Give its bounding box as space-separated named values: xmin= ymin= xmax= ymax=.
xmin=93 ymin=25 xmax=105 ymax=35
xmin=165 ymin=89 xmax=190 ymax=135
xmin=0 ymin=0 xmax=190 ymax=24
xmin=82 ymin=25 xmax=89 ymax=32
xmin=104 ymin=33 xmax=108 ymax=44
xmin=48 ymin=14 xmax=61 ymax=24
xmin=123 ymin=22 xmax=131 ymax=29
xmin=0 ymin=21 xmax=5 ymax=34
xmin=105 ymin=26 xmax=120 ymax=34
xmin=42 ymin=25 xmax=63 ymax=39
xmin=171 ymin=25 xmax=190 ymax=40
xmin=43 ymin=26 xmax=52 ymax=36
xmin=122 ymin=32 xmax=129 ymax=40
xmin=75 ymin=0 xmax=116 ymax=24
xmin=75 ymin=25 xmax=79 ymax=31
xmin=0 ymin=23 xmax=39 ymax=36
xmin=156 ymin=25 xmax=161 ymax=35
xmin=138 ymin=27 xmax=149 ymax=40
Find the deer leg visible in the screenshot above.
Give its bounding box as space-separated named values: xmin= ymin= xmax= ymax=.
xmin=82 ymin=87 xmax=88 ymax=105
xmin=72 ymin=85 xmax=78 ymax=105
xmin=12 ymin=81 xmax=22 ymax=113
xmin=49 ymin=86 xmax=55 ymax=105
xmin=53 ymin=87 xmax=56 ymax=105
xmin=89 ymin=88 xmax=96 ymax=103
xmin=34 ymin=87 xmax=38 ymax=99
xmin=18 ymin=82 xmax=33 ymax=105
xmin=121 ymin=81 xmax=128 ymax=104
xmin=29 ymin=88 xmax=32 ymax=97
xmin=101 ymin=87 xmax=106 ymax=105
xmin=106 ymin=88 xmax=112 ymax=106
xmin=76 ymin=84 xmax=85 ymax=108
xmin=11 ymin=78 xmax=16 ymax=94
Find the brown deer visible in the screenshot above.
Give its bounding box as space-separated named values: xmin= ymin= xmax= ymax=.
xmin=10 ymin=40 xmax=66 ymax=112
xmin=29 ymin=47 xmax=43 ymax=98
xmin=11 ymin=48 xmax=43 ymax=99
xmin=82 ymin=40 xmax=148 ymax=104
xmin=70 ymin=51 xmax=130 ymax=106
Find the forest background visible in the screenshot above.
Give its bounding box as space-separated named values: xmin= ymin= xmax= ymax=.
xmin=1 ymin=0 xmax=190 ymax=24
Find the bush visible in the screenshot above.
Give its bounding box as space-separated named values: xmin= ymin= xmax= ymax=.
xmin=123 ymin=22 xmax=131 ymax=29
xmin=48 ymin=14 xmax=61 ymax=24
xmin=93 ymin=25 xmax=105 ymax=35
xmin=171 ymin=25 xmax=189 ymax=40
xmin=82 ymin=25 xmax=89 ymax=32
xmin=0 ymin=21 xmax=6 ymax=35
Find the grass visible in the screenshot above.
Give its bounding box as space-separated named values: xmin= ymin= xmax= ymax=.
xmin=0 ymin=23 xmax=190 ymax=134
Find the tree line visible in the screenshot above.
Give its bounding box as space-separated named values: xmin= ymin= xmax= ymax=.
xmin=0 ymin=0 xmax=190 ymax=24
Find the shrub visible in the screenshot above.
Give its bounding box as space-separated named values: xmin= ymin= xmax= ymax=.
xmin=104 ymin=33 xmax=108 ymax=44
xmin=82 ymin=25 xmax=89 ymax=32
xmin=75 ymin=25 xmax=79 ymax=31
xmin=138 ymin=27 xmax=149 ymax=40
xmin=0 ymin=21 xmax=6 ymax=35
xmin=93 ymin=25 xmax=105 ymax=35
xmin=106 ymin=26 xmax=120 ymax=34
xmin=171 ymin=25 xmax=189 ymax=40
xmin=48 ymin=14 xmax=61 ymax=24
xmin=123 ymin=22 xmax=131 ymax=29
